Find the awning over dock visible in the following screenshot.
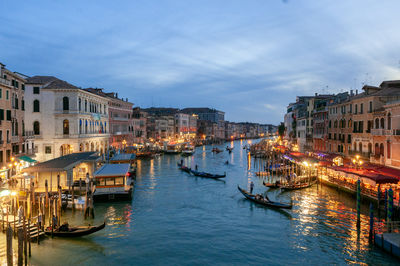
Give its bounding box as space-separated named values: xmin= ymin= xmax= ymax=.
xmin=329 ymin=166 xmax=399 ymax=184
xmin=23 ymin=152 xmax=100 ymax=172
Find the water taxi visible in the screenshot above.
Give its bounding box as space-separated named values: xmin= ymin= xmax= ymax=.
xmin=93 ymin=163 xmax=134 ymax=201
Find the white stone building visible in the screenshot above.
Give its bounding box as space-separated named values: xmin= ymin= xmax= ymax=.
xmin=25 ymin=76 xmax=110 ymax=162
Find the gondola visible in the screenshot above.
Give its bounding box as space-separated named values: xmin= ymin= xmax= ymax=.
xmin=262 ymin=180 xmax=281 ymax=188
xmin=212 ymin=148 xmax=222 ymax=153
xmin=190 ymin=169 xmax=226 ymax=179
xmin=280 ymin=180 xmax=317 ymax=191
xmin=237 ymin=185 xmax=292 ymax=209
xmin=45 ymin=222 xmax=105 ymax=237
xmin=177 ymin=162 xmax=191 ymax=173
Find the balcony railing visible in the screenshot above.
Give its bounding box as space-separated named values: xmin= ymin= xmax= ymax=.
xmin=371 ymin=129 xmax=389 ymax=136
xmin=0 ymin=77 xmax=11 ymax=86
xmin=24 ymin=131 xmax=35 ymax=139
xmin=11 ymin=135 xmax=19 ymax=143
xmin=392 ymin=129 xmax=400 ymax=136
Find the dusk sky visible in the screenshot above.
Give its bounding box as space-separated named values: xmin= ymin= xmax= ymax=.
xmin=1 ymin=0 xmax=400 ymax=124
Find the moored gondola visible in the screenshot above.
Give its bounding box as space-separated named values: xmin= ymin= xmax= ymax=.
xmin=190 ymin=169 xmax=226 ymax=179
xmin=45 ymin=222 xmax=105 ymax=237
xmin=262 ymin=180 xmax=281 ymax=188
xmin=280 ymin=180 xmax=317 ymax=191
xmin=237 ymin=185 xmax=292 ymax=209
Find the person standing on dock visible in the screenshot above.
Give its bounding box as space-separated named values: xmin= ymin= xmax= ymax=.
xmin=250 ymin=181 xmax=254 ymax=194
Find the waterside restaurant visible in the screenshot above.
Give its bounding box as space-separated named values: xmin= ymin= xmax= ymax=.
xmin=22 ymin=152 xmax=101 ymax=192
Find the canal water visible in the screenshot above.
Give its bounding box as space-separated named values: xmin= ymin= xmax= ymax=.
xmin=3 ymin=139 xmax=399 ymax=265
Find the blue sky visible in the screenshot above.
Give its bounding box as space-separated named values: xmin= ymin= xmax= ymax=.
xmin=1 ymin=0 xmax=400 ymax=124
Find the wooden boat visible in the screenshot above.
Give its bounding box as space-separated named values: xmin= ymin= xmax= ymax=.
xmin=190 ymin=169 xmax=226 ymax=179
xmin=181 ymin=147 xmax=195 ymax=156
xmin=237 ymin=185 xmax=292 ymax=209
xmin=177 ymin=162 xmax=191 ymax=173
xmin=280 ymin=180 xmax=317 ymax=191
xmin=263 ymin=181 xmax=281 ymax=188
xmin=226 ymin=147 xmax=234 ymax=153
xmin=45 ymin=222 xmax=105 ymax=237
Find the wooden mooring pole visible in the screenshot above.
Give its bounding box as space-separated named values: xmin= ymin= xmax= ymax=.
xmin=7 ymin=225 xmax=13 ymax=266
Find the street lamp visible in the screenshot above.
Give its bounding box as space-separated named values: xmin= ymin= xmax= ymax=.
xmin=353 ymin=155 xmax=363 ymax=170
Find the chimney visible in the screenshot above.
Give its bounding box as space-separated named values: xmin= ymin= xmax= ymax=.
xmin=315 ymin=93 xmax=318 ymax=96
xmin=116 ymin=93 xmax=118 ymax=98
xmin=356 ymin=90 xmax=358 ymax=95
xmin=350 ymin=90 xmax=353 ymax=96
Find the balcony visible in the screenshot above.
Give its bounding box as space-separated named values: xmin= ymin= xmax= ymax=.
xmin=24 ymin=131 xmax=35 ymax=139
xmin=392 ymin=129 xmax=400 ymax=136
xmin=11 ymin=135 xmax=20 ymax=143
xmin=371 ymin=129 xmax=390 ymax=136
xmin=0 ymin=77 xmax=11 ymax=87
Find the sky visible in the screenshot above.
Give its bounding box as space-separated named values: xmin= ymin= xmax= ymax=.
xmin=1 ymin=0 xmax=400 ymax=125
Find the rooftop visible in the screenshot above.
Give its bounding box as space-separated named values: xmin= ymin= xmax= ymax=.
xmin=23 ymin=152 xmax=100 ymax=172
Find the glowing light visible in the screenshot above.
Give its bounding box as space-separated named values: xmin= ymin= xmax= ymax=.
xmin=11 ymin=157 xmax=15 ymax=162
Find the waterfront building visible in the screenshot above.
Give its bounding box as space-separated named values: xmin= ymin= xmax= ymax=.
xmin=284 ymin=102 xmax=298 ymax=140
xmin=131 ymin=107 xmax=147 ymax=144
xmin=174 ymin=113 xmax=190 ymax=138
xmin=0 ymin=63 xmax=32 ymax=178
xmin=182 ymin=107 xmax=225 ymax=140
xmin=325 ymin=92 xmax=351 ymax=155
xmin=85 ymin=88 xmax=134 ymax=150
xmin=384 ymin=100 xmax=400 ymax=168
xmin=25 ymin=76 xmax=110 ymax=162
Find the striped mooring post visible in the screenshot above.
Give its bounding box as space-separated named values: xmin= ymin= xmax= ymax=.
xmin=369 ymin=203 xmax=374 ymax=243
xmin=357 ymin=179 xmax=361 ymax=229
xmin=388 ymin=188 xmax=393 ymax=222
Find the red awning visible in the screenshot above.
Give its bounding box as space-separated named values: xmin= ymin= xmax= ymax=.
xmin=329 ymin=166 xmax=399 ymax=184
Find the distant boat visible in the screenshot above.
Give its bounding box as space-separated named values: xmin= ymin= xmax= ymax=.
xmin=280 ymin=180 xmax=317 ymax=191
xmin=177 ymin=162 xmax=191 ymax=173
xmin=181 ymin=146 xmax=195 ymax=156
xmin=212 ymin=147 xmax=222 ymax=153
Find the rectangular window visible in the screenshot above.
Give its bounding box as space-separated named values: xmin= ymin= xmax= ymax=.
xmin=106 ymin=178 xmax=115 ymax=186
xmin=360 ymin=103 xmax=363 ymax=114
xmin=22 ymin=84 xmax=25 ymax=90
xmin=45 ymin=146 xmax=52 ymax=154
xmin=6 ymin=150 xmax=11 ymax=162
xmin=6 ymin=110 xmax=11 ymax=121
xmin=33 ymin=87 xmax=40 ymax=94
xmin=0 ymin=150 xmax=3 ymax=163
xmin=21 ymin=100 xmax=24 ymax=111
xmin=0 ymin=88 xmax=2 ymax=98
xmin=115 ymin=177 xmax=124 ymax=185
xmin=0 ymin=130 xmax=2 ymax=142
xmin=0 ymin=109 xmax=4 ymax=120
xmin=349 ymin=104 xmax=352 ymax=113
xmin=355 ymin=104 xmax=358 ymax=114
xmin=6 ymin=90 xmax=9 ymax=100
xmin=369 ymin=101 xmax=372 ymax=113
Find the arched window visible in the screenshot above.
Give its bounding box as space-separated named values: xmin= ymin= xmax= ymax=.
xmin=375 ymin=143 xmax=379 ymax=155
xmin=63 ymin=97 xmax=69 ymax=111
xmin=380 ymin=143 xmax=384 ymax=156
xmin=354 ymin=142 xmax=357 ymax=151
xmin=334 ymin=120 xmax=338 ymax=128
xmin=388 ymin=113 xmax=391 ymax=130
xmin=368 ymin=143 xmax=372 ymax=154
xmin=79 ymin=98 xmax=82 ymax=112
xmin=105 ymin=122 xmax=107 ymax=133
xmin=33 ymin=100 xmax=40 ymax=112
xmin=359 ymin=142 xmax=362 ymax=152
xmin=85 ymin=100 xmax=87 ymax=112
xmin=79 ymin=119 xmax=82 ymax=134
xmin=329 ymin=120 xmax=332 ymax=128
xmin=63 ymin=119 xmax=69 ymax=135
xmin=85 ymin=120 xmax=88 ymax=134
xmin=387 ymin=141 xmax=391 ymax=159
xmin=380 ymin=118 xmax=385 ymax=129
xmin=33 ymin=121 xmax=40 ymax=135
xmin=348 ymin=119 xmax=352 ymax=128
xmin=367 ymin=121 xmax=372 ymax=132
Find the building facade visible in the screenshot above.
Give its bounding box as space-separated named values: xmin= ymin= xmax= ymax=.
xmin=25 ymin=76 xmax=110 ymax=162
xmin=0 ymin=63 xmax=30 ymax=177
xmin=85 ymin=89 xmax=134 ymax=150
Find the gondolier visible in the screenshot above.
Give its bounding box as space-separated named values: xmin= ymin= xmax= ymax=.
xmin=250 ymin=181 xmax=254 ymax=194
